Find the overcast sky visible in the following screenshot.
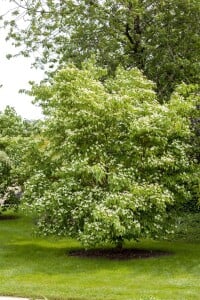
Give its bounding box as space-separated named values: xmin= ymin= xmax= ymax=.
xmin=0 ymin=1 xmax=44 ymax=120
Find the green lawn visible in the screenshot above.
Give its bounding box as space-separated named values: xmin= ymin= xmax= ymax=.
xmin=0 ymin=213 xmax=199 ymax=300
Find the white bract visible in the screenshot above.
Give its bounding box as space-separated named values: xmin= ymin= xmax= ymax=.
xmin=22 ymin=63 xmax=199 ymax=248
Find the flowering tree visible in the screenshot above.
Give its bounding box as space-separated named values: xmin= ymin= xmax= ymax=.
xmin=22 ymin=63 xmax=199 ymax=248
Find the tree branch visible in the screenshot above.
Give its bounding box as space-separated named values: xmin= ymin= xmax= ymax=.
xmin=125 ymin=23 xmax=134 ymax=45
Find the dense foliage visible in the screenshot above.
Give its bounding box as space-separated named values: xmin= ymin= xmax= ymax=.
xmin=2 ymin=0 xmax=200 ymax=98
xmin=21 ymin=63 xmax=199 ymax=248
xmin=0 ymin=107 xmax=35 ymax=211
xmin=0 ymin=150 xmax=11 ymax=201
xmin=1 ymin=1 xmax=199 ymax=247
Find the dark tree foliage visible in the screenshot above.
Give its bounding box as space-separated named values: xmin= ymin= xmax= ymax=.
xmin=1 ymin=0 xmax=200 ymax=98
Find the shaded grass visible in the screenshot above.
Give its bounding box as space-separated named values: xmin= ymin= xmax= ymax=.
xmin=172 ymin=213 xmax=200 ymax=243
xmin=0 ymin=213 xmax=200 ymax=300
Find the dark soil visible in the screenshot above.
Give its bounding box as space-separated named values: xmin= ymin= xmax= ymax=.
xmin=0 ymin=214 xmax=19 ymax=221
xmin=69 ymin=248 xmax=172 ymax=260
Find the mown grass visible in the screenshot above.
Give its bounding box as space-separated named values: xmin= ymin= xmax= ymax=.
xmin=0 ymin=212 xmax=199 ymax=300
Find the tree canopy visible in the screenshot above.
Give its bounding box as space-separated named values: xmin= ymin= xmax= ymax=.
xmin=21 ymin=63 xmax=199 ymax=248
xmin=0 ymin=106 xmax=37 ymax=210
xmin=2 ymin=0 xmax=200 ymax=98
xmin=0 ymin=1 xmax=199 ymax=247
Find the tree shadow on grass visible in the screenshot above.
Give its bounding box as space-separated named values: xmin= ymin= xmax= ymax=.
xmin=6 ymin=241 xmax=172 ymax=265
xmin=68 ymin=247 xmax=172 ymax=260
xmin=0 ymin=240 xmax=176 ymax=279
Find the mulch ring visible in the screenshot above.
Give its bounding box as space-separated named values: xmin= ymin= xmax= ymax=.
xmin=0 ymin=214 xmax=19 ymax=221
xmin=69 ymin=248 xmax=172 ymax=260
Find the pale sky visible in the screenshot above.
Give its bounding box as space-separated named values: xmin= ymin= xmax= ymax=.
xmin=0 ymin=1 xmax=44 ymax=120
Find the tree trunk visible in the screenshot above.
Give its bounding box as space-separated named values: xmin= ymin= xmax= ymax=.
xmin=116 ymin=237 xmax=123 ymax=250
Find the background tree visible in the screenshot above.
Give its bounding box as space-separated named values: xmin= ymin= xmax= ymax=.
xmin=21 ymin=62 xmax=199 ymax=248
xmin=0 ymin=150 xmax=11 ymax=205
xmin=0 ymin=106 xmax=37 ymax=210
xmin=0 ymin=108 xmax=19 ymax=209
xmin=1 ymin=0 xmax=200 ymax=98
xmin=175 ymin=84 xmax=200 ymax=211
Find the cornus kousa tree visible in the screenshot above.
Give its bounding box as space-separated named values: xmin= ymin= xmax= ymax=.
xmin=22 ymin=62 xmax=199 ymax=248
